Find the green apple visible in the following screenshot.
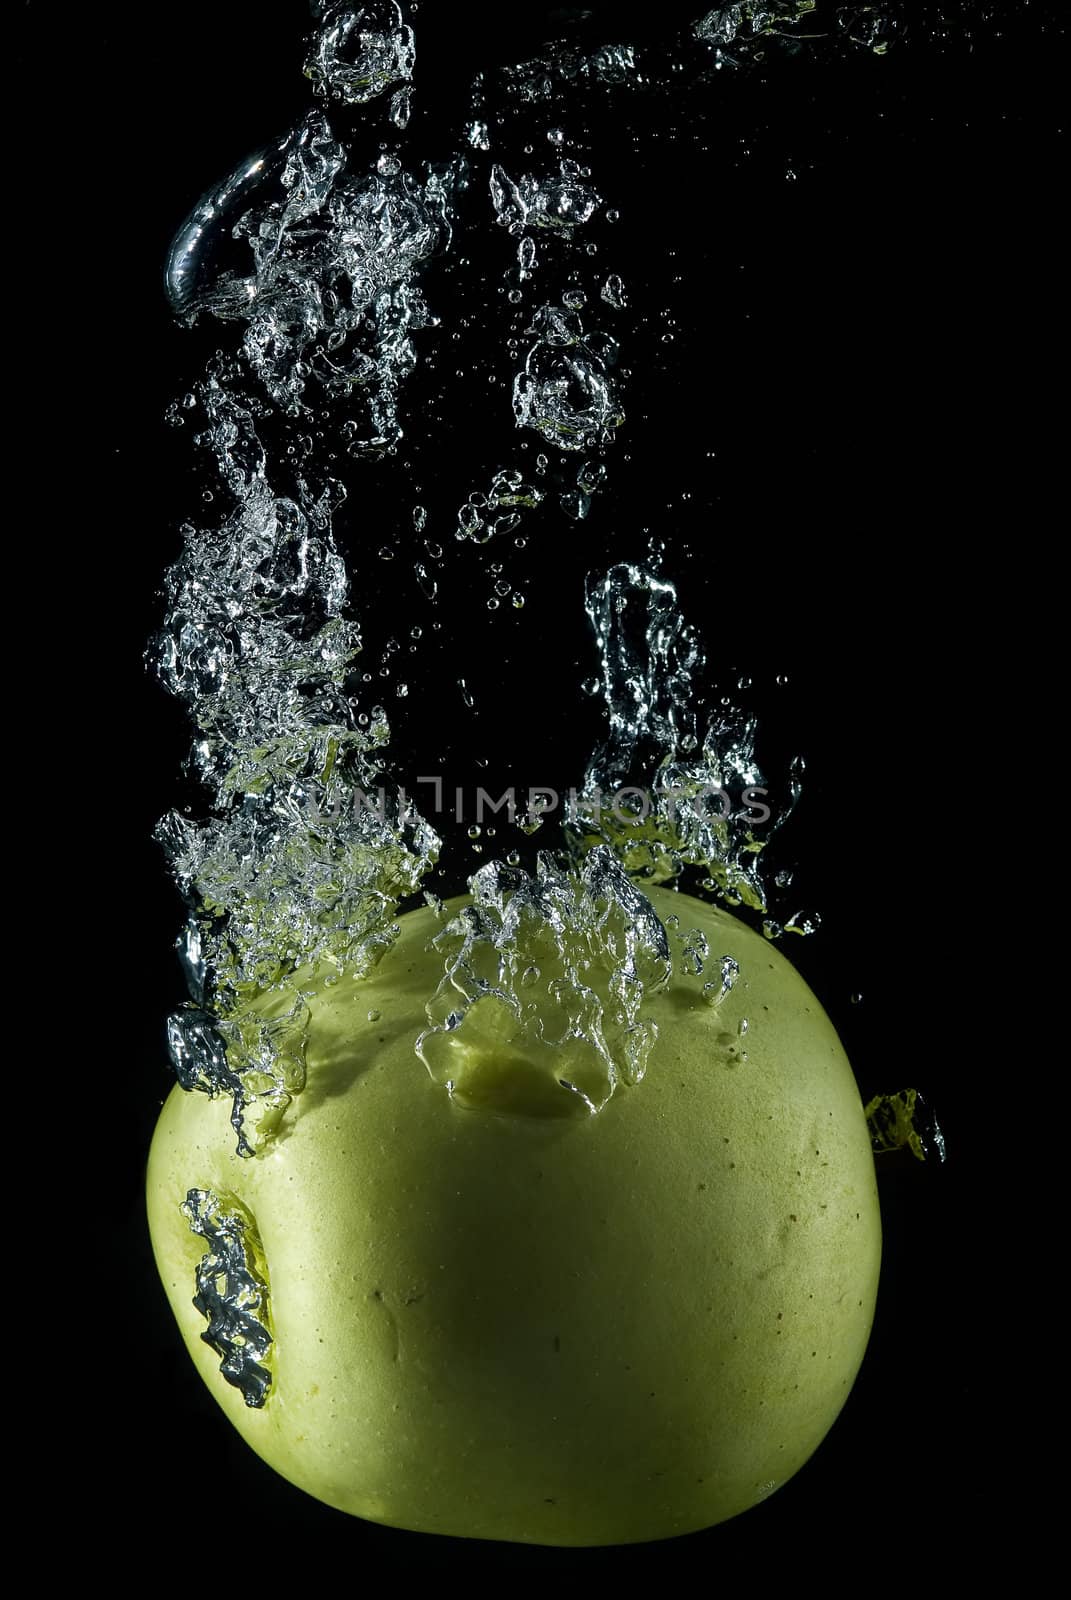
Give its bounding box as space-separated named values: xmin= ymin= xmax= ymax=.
xmin=147 ymin=885 xmax=880 ymax=1545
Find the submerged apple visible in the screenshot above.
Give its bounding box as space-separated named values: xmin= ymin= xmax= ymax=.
xmin=147 ymin=885 xmax=880 ymax=1545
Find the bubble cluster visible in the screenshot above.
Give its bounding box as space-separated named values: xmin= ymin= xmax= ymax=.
xmin=490 ymin=161 xmax=601 ymax=235
xmin=156 ymin=10 xmax=452 ymax=1153
xmin=305 ymin=1 xmax=416 ymax=106
xmin=417 ymin=847 xmax=671 ymax=1114
xmin=182 ymin=1189 xmax=273 ymax=1407
xmin=155 ymin=0 xmax=990 ymax=1159
xmin=695 ymin=3 xmax=819 ymax=49
xmin=453 ymin=468 xmax=544 ymax=545
xmin=166 ymin=111 xmax=457 ymax=447
xmin=513 ymin=305 xmax=624 ymax=452
xmin=571 ymin=565 xmax=798 ymax=917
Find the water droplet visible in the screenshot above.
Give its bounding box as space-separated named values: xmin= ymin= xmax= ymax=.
xmin=601 ymin=272 xmax=627 ymax=309
xmin=390 ymin=85 xmax=413 ymax=129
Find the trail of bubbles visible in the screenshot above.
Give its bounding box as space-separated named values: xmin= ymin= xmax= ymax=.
xmin=570 ymin=564 xmax=804 ymax=922
xmin=497 ymin=0 xmax=994 ymax=106
xmin=156 ymin=12 xmax=451 ymax=1153
xmin=153 ymin=0 xmax=991 ymax=1150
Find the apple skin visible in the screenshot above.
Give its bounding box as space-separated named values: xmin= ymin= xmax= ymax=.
xmin=147 ymin=886 xmax=880 ymax=1545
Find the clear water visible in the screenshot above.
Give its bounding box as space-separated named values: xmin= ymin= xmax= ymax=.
xmin=154 ymin=0 xmax=975 ymax=1157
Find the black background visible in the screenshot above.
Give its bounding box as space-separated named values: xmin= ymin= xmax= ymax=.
xmin=35 ymin=0 xmax=1060 ymax=1571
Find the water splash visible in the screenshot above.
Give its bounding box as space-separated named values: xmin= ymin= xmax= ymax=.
xmin=166 ymin=110 xmax=457 ymax=443
xmin=417 ymin=848 xmax=671 ymax=1116
xmin=453 ymin=468 xmax=544 ymax=545
xmin=165 ymin=128 xmax=299 ymax=321
xmin=513 ymin=304 xmax=624 ymax=452
xmin=155 ymin=11 xmax=454 ymax=1153
xmin=695 ymin=2 xmax=820 ymax=48
xmin=153 ymin=0 xmax=989 ymax=1144
xmin=570 ymin=564 xmax=794 ymax=917
xmin=693 ymin=1 xmax=1011 ymax=63
xmin=305 ymin=2 xmax=416 ymax=105
xmin=153 ymin=357 xmax=440 ymax=1152
xmin=490 ymin=161 xmax=602 ymax=235
xmin=182 ymin=1190 xmax=273 ymax=1407
xmin=488 ymin=0 xmax=998 ymax=120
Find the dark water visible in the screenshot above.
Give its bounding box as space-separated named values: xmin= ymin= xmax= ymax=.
xmin=54 ymin=0 xmax=1061 ymax=1569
